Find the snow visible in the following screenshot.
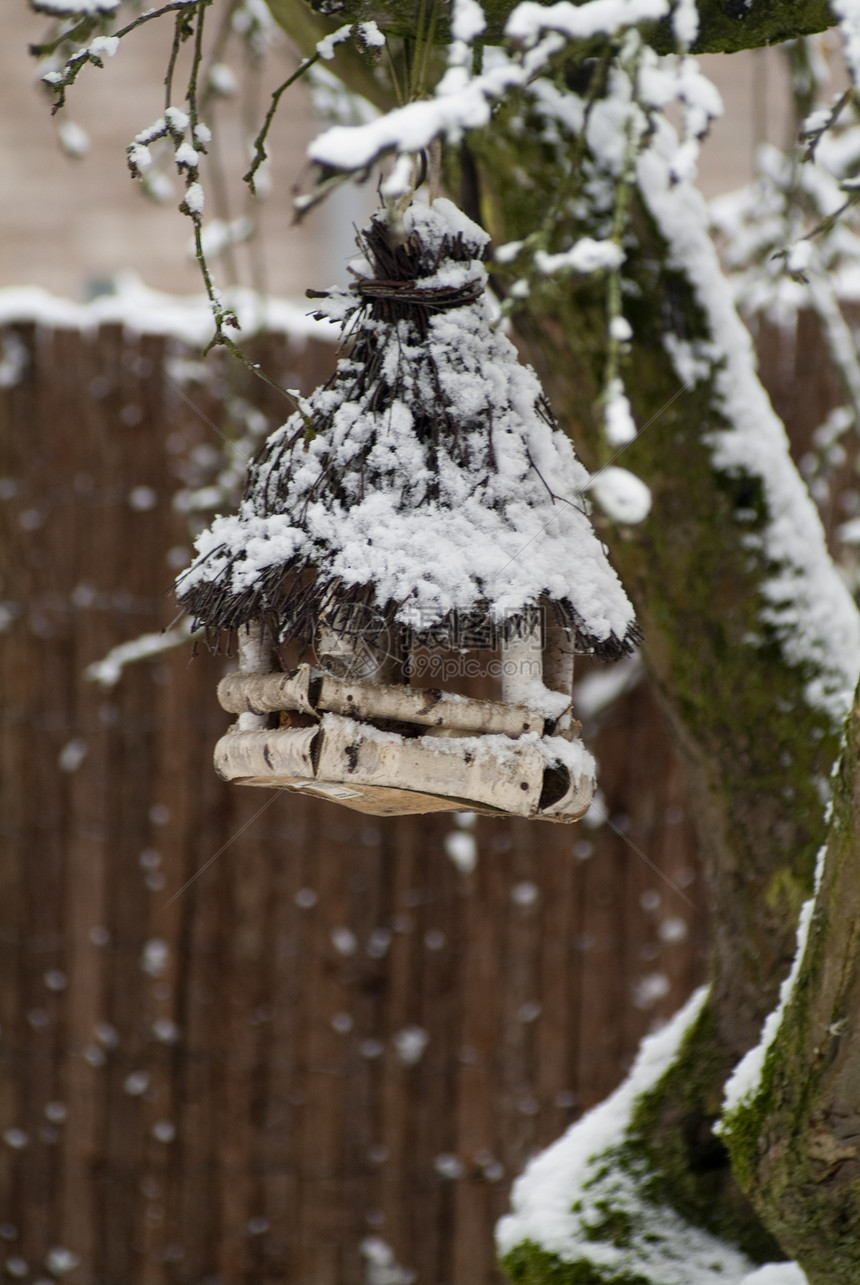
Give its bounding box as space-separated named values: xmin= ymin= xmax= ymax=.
xmin=497 ymin=986 xmax=766 ymax=1284
xmin=588 ymin=466 xmax=652 ymax=525
xmin=435 ymin=1153 xmax=465 ymax=1178
xmin=393 ymin=1026 xmax=429 ymax=1065
xmin=609 ymin=315 xmax=632 ymax=342
xmin=632 ymin=971 xmax=670 ymax=1008
xmin=88 ymin=36 xmax=119 ymax=59
xmin=331 ymin=926 xmax=358 ymax=956
xmin=785 ymin=239 xmax=813 ymax=275
xmin=361 ymin=1237 xmax=416 ymax=1285
xmin=445 ymin=830 xmax=477 ymax=874
xmin=316 ymin=23 xmax=354 ymax=61
xmin=835 ymin=0 xmax=860 ymax=88
xmin=720 ymin=846 xmax=826 ymax=1123
xmin=0 ymin=279 xmax=334 ymax=348
xmin=141 ymin=939 xmax=169 ymax=977
xmin=44 ymin=1249 xmax=80 ymax=1277
xmin=495 ymin=239 xmax=524 ymax=265
xmin=506 ymin=0 xmax=668 ymax=44
xmin=310 ymin=82 xmax=496 ymax=170
xmin=658 ymin=916 xmax=688 ymax=944
xmin=603 ymin=380 xmax=637 ymax=447
xmin=638 ymin=132 xmax=860 ymax=723
xmin=184 ymin=182 xmax=204 ymax=214
xmin=534 ymin=237 xmax=624 ymax=275
xmin=357 ymin=21 xmax=386 ymax=49
xmin=58 ymin=121 xmax=90 ymax=159
xmin=512 ymin=880 xmax=539 ymax=906
xmin=85 ymin=620 xmax=194 ymax=687
xmin=164 ymin=106 xmax=190 ymax=133
xmin=496 ymin=976 xmax=805 ymax=1281
xmin=174 ymin=142 xmax=199 ymax=169
xmin=33 ymin=0 xmax=118 ymax=10
xmin=740 ymin=1267 xmax=808 ymax=1285
xmin=0 ymin=333 xmax=27 ymax=389
xmin=671 ymin=0 xmax=698 ymax=47
xmin=573 ymin=653 xmax=643 ymax=720
xmin=207 ymin=63 xmax=238 ymax=96
xmin=57 ymin=738 xmax=88 ymax=773
xmin=123 ymin=1071 xmax=150 ymax=1096
xmin=451 ymin=0 xmax=486 ymax=44
xmin=309 ymin=0 xmax=669 ymax=175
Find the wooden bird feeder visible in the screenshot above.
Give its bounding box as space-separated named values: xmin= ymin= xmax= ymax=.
xmin=177 ymin=199 xmax=639 ymax=820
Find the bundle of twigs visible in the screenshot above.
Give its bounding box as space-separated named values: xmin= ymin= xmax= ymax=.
xmin=177 ymin=199 xmax=639 ymax=661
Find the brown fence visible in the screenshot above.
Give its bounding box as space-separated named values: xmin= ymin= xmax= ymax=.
xmin=1 ymin=312 xmax=713 ymax=1285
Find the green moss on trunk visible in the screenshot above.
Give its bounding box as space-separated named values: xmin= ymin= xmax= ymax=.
xmin=504 ymin=1241 xmax=651 ymax=1285
xmin=722 ymin=692 xmax=860 ymax=1285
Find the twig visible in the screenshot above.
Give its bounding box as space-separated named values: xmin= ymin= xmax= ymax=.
xmin=803 ymin=86 xmax=856 ymax=163
xmin=244 ymin=52 xmax=321 ymax=192
xmin=164 ymin=5 xmax=195 ymax=110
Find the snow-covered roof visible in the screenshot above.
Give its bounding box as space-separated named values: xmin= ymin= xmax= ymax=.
xmin=178 ymin=198 xmax=639 ymax=659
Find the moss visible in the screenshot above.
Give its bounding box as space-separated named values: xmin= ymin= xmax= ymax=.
xmin=613 ymin=1003 xmax=784 ymax=1262
xmin=581 ymin=1205 xmax=635 ymax=1248
xmin=653 ymin=0 xmax=833 ymax=54
xmin=502 ymin=1241 xmax=650 ymax=1285
xmin=764 ymin=867 xmax=808 ymax=920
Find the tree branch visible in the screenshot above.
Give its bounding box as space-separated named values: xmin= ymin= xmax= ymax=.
xmin=267 ymin=0 xmax=836 ymax=56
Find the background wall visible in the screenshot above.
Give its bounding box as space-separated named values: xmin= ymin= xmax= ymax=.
xmin=1 ymin=3 xmax=799 ymax=301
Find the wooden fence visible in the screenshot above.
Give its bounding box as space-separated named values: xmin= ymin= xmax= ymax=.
xmin=1 ymin=308 xmax=721 ymax=1285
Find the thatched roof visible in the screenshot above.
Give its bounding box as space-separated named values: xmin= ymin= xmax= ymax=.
xmin=177 ymin=199 xmax=639 ymax=660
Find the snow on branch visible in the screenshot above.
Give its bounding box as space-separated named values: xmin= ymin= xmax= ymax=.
xmin=86 ymin=620 xmax=197 ymax=688
xmin=719 ymin=848 xmax=826 ymax=1126
xmin=308 ymin=59 xmax=520 ymax=173
xmin=308 ymin=0 xmax=671 ymax=175
xmin=498 ymin=981 xmax=811 ymax=1282
xmin=496 ymin=987 xmax=762 ymax=1283
xmin=641 ymin=126 xmax=860 ymax=724
xmin=506 ymin=0 xmax=668 ymax=45
xmin=32 ymin=0 xmax=119 ymax=12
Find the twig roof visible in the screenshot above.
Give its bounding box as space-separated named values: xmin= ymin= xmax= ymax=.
xmin=177 ymin=199 xmax=639 ymax=659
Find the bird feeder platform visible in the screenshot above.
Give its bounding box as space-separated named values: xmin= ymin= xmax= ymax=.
xmin=214 ymin=665 xmax=594 ymax=821
xmin=178 ymin=198 xmax=639 ymax=822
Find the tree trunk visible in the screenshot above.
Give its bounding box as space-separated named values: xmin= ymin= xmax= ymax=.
xmin=722 ymin=683 xmax=860 ymax=1285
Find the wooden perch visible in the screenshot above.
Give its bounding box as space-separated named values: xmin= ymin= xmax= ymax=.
xmin=217 ymin=666 xmax=548 ymax=737
xmin=213 ymin=713 xmax=593 ymax=821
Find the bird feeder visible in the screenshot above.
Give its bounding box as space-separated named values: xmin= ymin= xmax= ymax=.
xmin=177 ymin=199 xmax=639 ymax=820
